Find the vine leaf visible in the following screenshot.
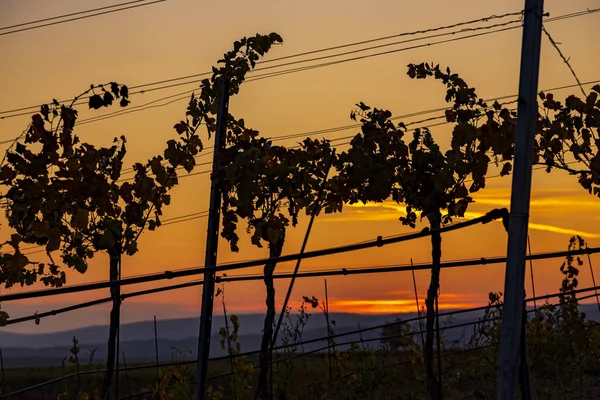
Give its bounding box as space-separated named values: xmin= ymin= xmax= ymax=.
xmin=75 ymin=209 xmax=89 ymax=230
xmin=89 ymin=94 xmax=104 ymax=110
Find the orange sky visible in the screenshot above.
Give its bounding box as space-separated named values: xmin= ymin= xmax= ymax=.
xmin=0 ymin=0 xmax=599 ymax=334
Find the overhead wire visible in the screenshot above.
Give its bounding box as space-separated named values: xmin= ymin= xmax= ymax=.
xmin=5 ymin=7 xmax=599 ymax=120
xmin=77 ymin=90 xmax=197 ymax=127
xmin=0 ymin=0 xmax=166 ymax=37
xmin=7 ymin=260 xmax=600 ymax=332
xmin=6 ymin=77 xmax=597 ymax=183
xmin=68 ymin=78 xmax=600 ymax=181
xmin=0 ymin=0 xmax=151 ymax=31
xmin=3 ymin=5 xmax=598 ymax=121
xmin=257 ymin=11 xmax=524 ymax=65
xmin=0 ymin=208 xmax=510 ymax=302
xmin=0 ymin=10 xmax=522 ymax=115
xmin=0 ymin=20 xmax=522 ymax=121
xmin=15 ymin=209 xmax=211 ymax=256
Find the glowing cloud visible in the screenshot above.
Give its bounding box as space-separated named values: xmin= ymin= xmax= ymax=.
xmin=471 ymin=188 xmax=600 ymax=211
xmin=322 ymin=198 xmax=600 ymax=238
xmin=462 ymin=211 xmax=600 ymax=238
xmin=329 ymin=298 xmax=477 ymax=314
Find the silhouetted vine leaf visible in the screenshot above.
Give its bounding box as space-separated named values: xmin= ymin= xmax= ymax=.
xmin=103 ymin=91 xmax=114 ymax=106
xmin=89 ymin=94 xmax=104 ymax=110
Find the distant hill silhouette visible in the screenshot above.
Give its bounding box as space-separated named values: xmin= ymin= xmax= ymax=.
xmin=2 ymin=305 xmax=599 ymax=368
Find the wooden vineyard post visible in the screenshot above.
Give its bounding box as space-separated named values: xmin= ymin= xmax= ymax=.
xmin=496 ymin=0 xmax=544 ymax=398
xmin=194 ymin=78 xmax=230 ymax=400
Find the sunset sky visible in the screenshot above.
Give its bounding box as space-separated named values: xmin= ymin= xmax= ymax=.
xmin=0 ymin=0 xmax=599 ymax=334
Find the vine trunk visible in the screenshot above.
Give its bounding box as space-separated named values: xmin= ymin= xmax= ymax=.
xmin=101 ymin=245 xmax=121 ymax=400
xmin=256 ymin=235 xmax=285 ymax=400
xmin=425 ymin=212 xmax=442 ymax=400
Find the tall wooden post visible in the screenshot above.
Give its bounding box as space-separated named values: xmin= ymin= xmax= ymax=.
xmin=495 ymin=1 xmax=544 ymax=398
xmin=194 ymin=78 xmax=230 ymax=400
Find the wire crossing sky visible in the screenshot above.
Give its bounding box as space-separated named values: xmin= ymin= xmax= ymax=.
xmin=0 ymin=0 xmax=167 ymax=37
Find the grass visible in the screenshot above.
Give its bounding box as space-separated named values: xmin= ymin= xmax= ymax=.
xmin=4 ymin=345 xmax=600 ymax=400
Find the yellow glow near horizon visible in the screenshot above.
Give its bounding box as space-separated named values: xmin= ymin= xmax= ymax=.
xmin=330 ymin=299 xmax=477 ymax=314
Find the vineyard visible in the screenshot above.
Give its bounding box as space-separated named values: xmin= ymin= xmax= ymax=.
xmin=1 ymin=0 xmax=600 ymax=399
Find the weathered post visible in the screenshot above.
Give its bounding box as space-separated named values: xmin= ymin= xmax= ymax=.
xmin=496 ymin=1 xmax=544 ymax=398
xmin=194 ymin=78 xmax=230 ymax=400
